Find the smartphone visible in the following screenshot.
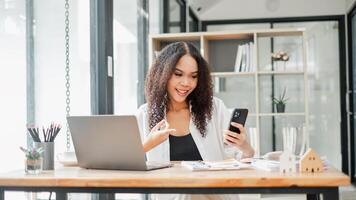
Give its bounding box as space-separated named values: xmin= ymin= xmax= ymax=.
xmin=228 ymin=108 xmax=248 ymax=134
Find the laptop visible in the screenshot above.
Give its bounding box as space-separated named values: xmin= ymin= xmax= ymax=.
xmin=67 ymin=115 xmax=171 ymax=171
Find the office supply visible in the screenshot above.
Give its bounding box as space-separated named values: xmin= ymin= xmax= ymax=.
xmin=27 ymin=123 xmax=61 ymax=142
xmin=67 ymin=115 xmax=171 ymax=171
xmin=27 ymin=126 xmax=41 ymax=142
xmin=181 ymin=159 xmax=251 ymax=171
xmin=0 ymin=165 xmax=350 ymax=200
xmin=251 ymin=159 xmax=280 ymax=172
xmin=34 ymin=142 xmax=54 ymax=170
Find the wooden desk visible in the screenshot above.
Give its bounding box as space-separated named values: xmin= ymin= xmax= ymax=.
xmin=0 ymin=164 xmax=350 ymax=200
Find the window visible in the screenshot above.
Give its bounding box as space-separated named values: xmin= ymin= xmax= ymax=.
xmin=34 ymin=0 xmax=90 ymax=154
xmin=113 ymin=0 xmax=138 ymax=114
xmin=0 ymin=0 xmax=26 ymax=173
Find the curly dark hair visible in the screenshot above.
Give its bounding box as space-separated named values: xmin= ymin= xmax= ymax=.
xmin=145 ymin=42 xmax=213 ymax=137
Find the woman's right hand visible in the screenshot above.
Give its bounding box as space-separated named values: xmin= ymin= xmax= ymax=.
xmin=143 ymin=120 xmax=176 ymax=152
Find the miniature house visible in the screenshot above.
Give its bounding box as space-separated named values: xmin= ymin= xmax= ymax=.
xmin=279 ymin=150 xmax=296 ymax=173
xmin=299 ymin=148 xmax=323 ymax=173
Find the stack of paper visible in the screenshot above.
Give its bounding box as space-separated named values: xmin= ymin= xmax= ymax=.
xmin=251 ymin=156 xmax=330 ymax=172
xmin=251 ymin=159 xmax=280 ymax=172
xmin=181 ymin=160 xmax=251 ymax=171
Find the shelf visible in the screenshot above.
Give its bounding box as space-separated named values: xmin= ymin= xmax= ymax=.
xmin=150 ymin=33 xmax=201 ymax=41
xmin=258 ymin=71 xmax=304 ymax=75
xmin=203 ymin=33 xmax=253 ymax=40
xmin=211 ymin=72 xmax=255 ymax=77
xmin=256 ymin=28 xmax=304 ymax=37
xmin=150 ymin=28 xmax=308 ymax=157
xmin=258 ymin=112 xmax=305 ymax=117
xmin=211 ymin=71 xmax=304 ymax=77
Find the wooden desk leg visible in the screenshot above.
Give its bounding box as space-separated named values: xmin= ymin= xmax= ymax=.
xmin=306 ymin=194 xmax=320 ymax=200
xmin=56 ymin=191 xmax=68 ymax=200
xmin=321 ymin=188 xmax=339 ymax=200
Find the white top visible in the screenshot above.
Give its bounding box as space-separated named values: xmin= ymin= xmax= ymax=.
xmin=136 ymin=97 xmax=241 ymax=200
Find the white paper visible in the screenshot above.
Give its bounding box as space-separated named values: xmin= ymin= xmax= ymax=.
xmin=181 ymin=159 xmax=251 ymax=171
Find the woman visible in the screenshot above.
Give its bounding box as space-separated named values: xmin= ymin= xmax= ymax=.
xmin=136 ymin=42 xmax=254 ymax=200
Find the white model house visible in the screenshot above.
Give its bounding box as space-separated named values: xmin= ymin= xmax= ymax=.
xmin=299 ymin=148 xmax=323 ymax=173
xmin=279 ymin=150 xmax=296 ymax=173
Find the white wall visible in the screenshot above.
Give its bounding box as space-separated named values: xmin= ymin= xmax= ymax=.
xmin=198 ymin=0 xmax=346 ymax=20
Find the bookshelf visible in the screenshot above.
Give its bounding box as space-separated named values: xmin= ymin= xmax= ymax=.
xmin=149 ymin=28 xmax=309 ymax=157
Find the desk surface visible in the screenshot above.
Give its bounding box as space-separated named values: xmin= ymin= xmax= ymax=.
xmin=0 ymin=164 xmax=350 ymax=188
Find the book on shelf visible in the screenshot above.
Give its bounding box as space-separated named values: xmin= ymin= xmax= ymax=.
xmin=249 ymin=41 xmax=255 ymax=72
xmin=234 ymin=45 xmax=243 ymax=72
xmin=245 ymin=43 xmax=250 ymax=72
xmin=234 ymin=42 xmax=255 ymax=73
xmin=240 ymin=44 xmax=247 ymax=72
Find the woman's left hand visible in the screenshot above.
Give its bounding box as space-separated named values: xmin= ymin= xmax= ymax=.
xmin=223 ymin=122 xmax=254 ymax=158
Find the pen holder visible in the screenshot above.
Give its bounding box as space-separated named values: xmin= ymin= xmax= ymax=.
xmin=34 ymin=142 xmax=54 ymax=170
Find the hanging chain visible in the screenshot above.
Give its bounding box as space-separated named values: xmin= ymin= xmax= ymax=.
xmin=65 ymin=0 xmax=71 ymax=151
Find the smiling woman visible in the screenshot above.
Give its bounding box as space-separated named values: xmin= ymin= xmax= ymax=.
xmin=145 ymin=42 xmax=213 ymax=137
xmin=136 ymin=42 xmax=255 ymax=200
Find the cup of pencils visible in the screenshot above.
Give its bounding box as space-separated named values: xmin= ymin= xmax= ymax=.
xmin=27 ymin=123 xmax=61 ymax=170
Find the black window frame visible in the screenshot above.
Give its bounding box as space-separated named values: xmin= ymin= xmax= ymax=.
xmin=163 ymin=0 xmax=200 ymax=33
xmin=347 ymin=3 xmax=356 ymax=184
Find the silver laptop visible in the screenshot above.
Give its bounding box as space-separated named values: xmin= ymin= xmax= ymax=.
xmin=67 ymin=115 xmax=171 ymax=171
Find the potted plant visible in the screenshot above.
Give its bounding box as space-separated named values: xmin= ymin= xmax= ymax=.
xmin=20 ymin=146 xmax=44 ymax=174
xmin=272 ymin=88 xmax=289 ymax=113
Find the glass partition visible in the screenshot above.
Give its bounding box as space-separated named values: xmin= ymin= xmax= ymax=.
xmin=206 ymin=21 xmax=342 ymax=168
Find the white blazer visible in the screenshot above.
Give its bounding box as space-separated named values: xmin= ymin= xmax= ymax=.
xmin=136 ymin=97 xmax=241 ymax=200
xmin=136 ymin=97 xmax=242 ymax=162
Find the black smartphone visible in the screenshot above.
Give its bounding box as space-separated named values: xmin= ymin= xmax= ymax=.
xmin=228 ymin=108 xmax=248 ymax=134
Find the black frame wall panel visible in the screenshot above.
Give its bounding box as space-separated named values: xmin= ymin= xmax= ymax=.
xmin=90 ymin=0 xmax=114 ymax=115
xmin=347 ymin=3 xmax=356 ymax=184
xmin=26 ymin=0 xmax=35 ymax=148
xmin=137 ymin=0 xmax=150 ymax=106
xmin=188 ymin=7 xmax=199 ymax=32
xmin=163 ymin=0 xmax=187 ymax=33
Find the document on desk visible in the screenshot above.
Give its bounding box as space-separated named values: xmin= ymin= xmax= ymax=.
xmin=251 ymin=159 xmax=280 ymax=172
xmin=181 ymin=160 xmax=252 ymax=171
